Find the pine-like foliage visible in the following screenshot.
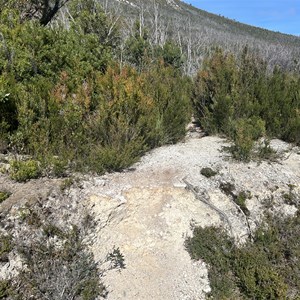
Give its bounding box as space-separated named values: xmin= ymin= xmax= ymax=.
xmin=192 ymin=48 xmax=300 ymax=159
xmin=0 ymin=2 xmax=191 ymax=174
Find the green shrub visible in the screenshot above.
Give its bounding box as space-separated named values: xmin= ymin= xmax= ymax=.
xmin=186 ymin=226 xmax=237 ymax=299
xmin=42 ymin=224 xmax=65 ymax=238
xmin=283 ymin=113 xmax=300 ymax=145
xmin=60 ymin=177 xmax=75 ymax=192
xmin=0 ymin=75 xmax=18 ymax=138
xmin=44 ymin=156 xmax=69 ymax=178
xmin=186 ymin=210 xmax=300 ymax=299
xmin=219 ymin=183 xmax=250 ymax=215
xmin=234 ymin=247 xmax=287 ymax=299
xmin=16 ymin=226 xmax=107 ymax=300
xmin=19 ymin=206 xmax=42 ymax=227
xmin=9 ymin=159 xmax=41 ymax=182
xmin=193 ymin=48 xmax=300 ymax=149
xmin=141 ymin=63 xmax=192 ymax=145
xmin=219 ymin=182 xmax=235 ymax=196
xmin=0 ymin=280 xmax=12 ymax=298
xmin=192 ymin=49 xmax=237 ymax=135
xmin=88 ymin=142 xmax=145 ymax=174
xmin=124 ymin=21 xmax=152 ymax=72
xmin=234 ymin=191 xmax=250 ymax=216
xmin=256 ymin=139 xmax=279 ymax=161
xmin=1 ymin=212 xmax=124 ymax=299
xmin=200 ymin=167 xmax=218 ymax=178
xmin=282 ymin=184 xmax=298 ymax=206
xmin=228 ymin=117 xmax=265 ymax=161
xmin=107 ymin=247 xmax=126 ymax=270
xmin=0 ymin=234 xmax=12 ymax=262
xmin=0 ymin=190 xmax=10 ymax=203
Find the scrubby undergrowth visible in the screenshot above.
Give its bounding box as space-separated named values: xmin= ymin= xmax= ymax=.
xmin=192 ymin=48 xmax=300 ymax=161
xmin=186 ymin=206 xmax=300 ymax=299
xmin=0 ymin=177 xmax=126 ymax=299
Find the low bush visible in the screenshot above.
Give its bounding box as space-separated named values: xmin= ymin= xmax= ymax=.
xmin=234 ymin=246 xmax=287 ymax=299
xmin=186 ymin=209 xmax=300 ymax=299
xmin=282 ymin=184 xmax=298 ymax=206
xmin=0 ymin=190 xmax=11 ymax=203
xmin=0 ymin=234 xmax=12 ymax=262
xmin=14 ymin=225 xmax=107 ymax=300
xmin=107 ymin=247 xmax=126 ymax=270
xmin=256 ymin=139 xmax=280 ymax=161
xmin=229 ymin=117 xmax=265 ymax=161
xmin=219 ymin=182 xmax=235 ymax=196
xmin=234 ymin=191 xmax=250 ymax=216
xmin=9 ymin=159 xmax=41 ymax=182
xmin=0 ymin=208 xmax=125 ymax=299
xmin=60 ymin=177 xmax=75 ymax=192
xmin=186 ymin=226 xmax=237 ymax=299
xmin=0 ymin=280 xmax=12 ymax=298
xmin=200 ymin=167 xmax=217 ymax=178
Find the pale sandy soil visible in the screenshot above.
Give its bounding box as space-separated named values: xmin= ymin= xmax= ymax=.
xmin=77 ymin=134 xmax=300 ymax=300
xmin=1 ymin=132 xmax=299 ymax=299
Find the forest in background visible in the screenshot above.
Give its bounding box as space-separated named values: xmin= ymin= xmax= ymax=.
xmin=99 ymin=0 xmax=300 ymax=74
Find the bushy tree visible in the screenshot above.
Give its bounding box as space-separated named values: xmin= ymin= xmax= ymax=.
xmin=154 ymin=40 xmax=183 ymax=70
xmin=143 ymin=62 xmax=192 ymax=144
xmin=125 ymin=21 xmax=152 ymax=71
xmin=69 ymin=0 xmax=120 ymax=49
xmin=192 ymin=49 xmax=238 ymax=134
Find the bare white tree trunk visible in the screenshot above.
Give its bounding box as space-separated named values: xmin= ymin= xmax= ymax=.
xmin=153 ymin=0 xmax=159 ymax=45
xmin=186 ymin=18 xmax=192 ymax=74
xmin=138 ymin=1 xmax=145 ymax=38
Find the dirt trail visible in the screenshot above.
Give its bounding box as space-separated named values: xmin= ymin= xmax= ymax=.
xmin=1 ymin=132 xmax=299 ymax=299
xmin=77 ymin=135 xmax=300 ymax=300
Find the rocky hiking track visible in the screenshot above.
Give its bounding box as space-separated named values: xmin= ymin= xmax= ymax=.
xmin=1 ymin=128 xmax=300 ymax=299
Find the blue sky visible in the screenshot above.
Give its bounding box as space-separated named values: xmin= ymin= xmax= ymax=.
xmin=182 ymin=0 xmax=300 ymax=36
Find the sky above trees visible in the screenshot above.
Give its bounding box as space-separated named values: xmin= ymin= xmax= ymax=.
xmin=182 ymin=0 xmax=299 ymax=36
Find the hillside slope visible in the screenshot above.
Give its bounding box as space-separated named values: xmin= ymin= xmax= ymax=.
xmin=102 ymin=0 xmax=300 ymax=72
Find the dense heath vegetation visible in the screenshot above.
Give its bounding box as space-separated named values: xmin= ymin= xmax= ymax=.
xmin=0 ymin=0 xmax=299 ymax=177
xmin=0 ymin=0 xmax=191 ymax=177
xmin=193 ymin=47 xmax=300 ymax=160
